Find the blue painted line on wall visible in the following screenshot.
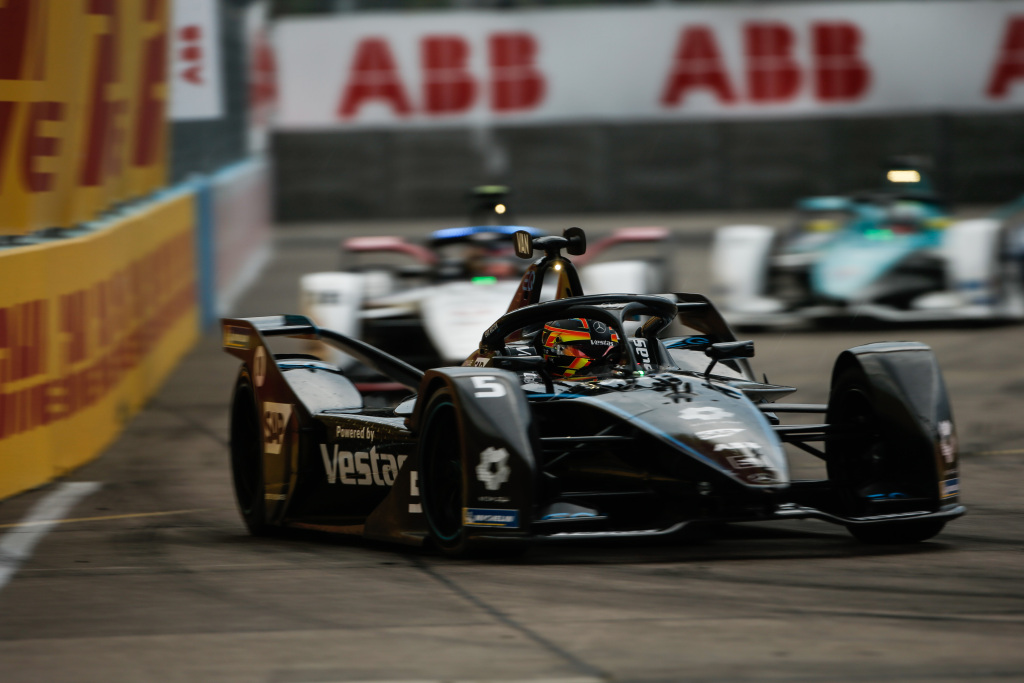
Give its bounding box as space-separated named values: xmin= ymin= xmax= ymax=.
xmin=210 ymin=156 xmax=263 ymax=185
xmin=194 ymin=178 xmax=216 ymax=329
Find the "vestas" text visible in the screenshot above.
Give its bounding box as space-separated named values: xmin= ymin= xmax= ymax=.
xmin=320 ymin=444 xmax=407 ymax=486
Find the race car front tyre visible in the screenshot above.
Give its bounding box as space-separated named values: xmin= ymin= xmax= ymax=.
xmin=419 ymin=389 xmax=471 ymax=556
xmin=229 ymin=369 xmax=270 ymax=536
xmin=826 ymin=366 xmax=945 ymax=544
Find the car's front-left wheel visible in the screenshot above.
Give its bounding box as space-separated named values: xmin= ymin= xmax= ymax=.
xmin=418 ymin=389 xmax=471 ymax=556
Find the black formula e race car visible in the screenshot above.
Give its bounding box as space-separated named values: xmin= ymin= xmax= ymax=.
xmin=223 ymin=228 xmax=963 ymax=556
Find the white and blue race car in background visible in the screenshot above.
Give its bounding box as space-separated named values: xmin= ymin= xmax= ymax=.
xmin=300 ymin=223 xmax=671 ymax=370
xmin=712 ymin=168 xmax=1024 ymax=327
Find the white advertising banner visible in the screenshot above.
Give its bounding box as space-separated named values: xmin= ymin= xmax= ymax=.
xmin=170 ymin=0 xmax=225 ymax=121
xmin=244 ymin=0 xmax=278 ymax=152
xmin=274 ymin=1 xmax=1024 ymax=129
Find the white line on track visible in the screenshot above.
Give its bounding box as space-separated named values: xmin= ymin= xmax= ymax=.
xmin=0 ymin=481 xmax=102 ymax=592
xmin=307 ymin=679 xmax=603 ymax=683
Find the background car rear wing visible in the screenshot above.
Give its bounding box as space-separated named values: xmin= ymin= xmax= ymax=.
xmin=340 ymin=236 xmax=438 ymax=265
xmin=222 ymin=315 xmax=424 ymax=390
xmin=574 ymin=226 xmax=670 ymax=266
xmin=428 ymin=225 xmax=545 ymax=245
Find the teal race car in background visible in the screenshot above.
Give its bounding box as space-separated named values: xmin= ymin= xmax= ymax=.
xmin=712 ymin=160 xmax=1024 ymax=327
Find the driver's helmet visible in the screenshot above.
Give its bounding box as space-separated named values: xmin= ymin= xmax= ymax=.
xmin=540 ymin=318 xmax=620 ymax=379
xmin=883 ymin=201 xmax=928 ymax=233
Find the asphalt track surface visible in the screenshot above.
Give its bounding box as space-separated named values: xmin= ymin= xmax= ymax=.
xmin=2 ymin=212 xmax=1023 ymax=683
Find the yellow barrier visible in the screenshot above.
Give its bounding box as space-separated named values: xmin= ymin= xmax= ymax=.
xmin=0 ymin=192 xmax=197 ymax=500
xmin=0 ymin=0 xmax=168 ymax=235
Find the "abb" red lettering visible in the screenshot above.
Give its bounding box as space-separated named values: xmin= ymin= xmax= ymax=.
xmin=987 ymin=16 xmax=1024 ymax=98
xmin=661 ymin=22 xmax=870 ymax=106
xmin=489 ymin=33 xmax=545 ymax=112
xmin=248 ymin=28 xmax=278 ymax=117
xmin=337 ymin=33 xmax=545 ymax=119
xmin=747 ymin=23 xmax=800 ymax=102
xmin=423 ymin=36 xmax=475 ymax=114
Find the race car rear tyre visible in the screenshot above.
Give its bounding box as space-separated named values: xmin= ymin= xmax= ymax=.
xmin=418 ymin=389 xmax=471 ymax=556
xmin=229 ymin=369 xmax=270 ymax=536
xmin=826 ymin=366 xmax=945 ymax=544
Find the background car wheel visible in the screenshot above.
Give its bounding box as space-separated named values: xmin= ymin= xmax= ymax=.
xmin=419 ymin=389 xmax=470 ymax=556
xmin=229 ymin=369 xmax=270 ymax=536
xmin=826 ymin=366 xmax=944 ymax=544
xmin=997 ymin=227 xmax=1024 ymax=317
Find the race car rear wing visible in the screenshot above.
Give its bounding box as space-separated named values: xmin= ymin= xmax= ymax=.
xmin=671 ymin=292 xmax=740 ymax=341
xmin=340 ymin=236 xmax=438 ymax=265
xmin=222 ymin=315 xmax=424 ymax=390
xmin=574 ymin=226 xmax=670 ymax=266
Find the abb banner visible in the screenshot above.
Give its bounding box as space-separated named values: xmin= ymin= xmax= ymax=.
xmin=169 ymin=0 xmax=224 ymax=121
xmin=244 ymin=0 xmax=278 ymax=154
xmin=276 ymin=1 xmax=1024 ymax=129
xmin=0 ymin=0 xmax=169 ymax=235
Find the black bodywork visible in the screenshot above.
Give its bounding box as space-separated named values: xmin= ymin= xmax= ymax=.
xmin=224 ymin=229 xmax=963 ymax=554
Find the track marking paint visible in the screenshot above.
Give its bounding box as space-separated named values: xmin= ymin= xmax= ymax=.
xmin=974 ymin=448 xmax=1024 ymax=456
xmin=0 ymin=482 xmax=101 ymax=592
xmin=0 ymin=507 xmax=213 ymax=529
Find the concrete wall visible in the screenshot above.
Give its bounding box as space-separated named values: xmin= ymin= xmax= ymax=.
xmin=273 ymin=113 xmax=1024 ymax=221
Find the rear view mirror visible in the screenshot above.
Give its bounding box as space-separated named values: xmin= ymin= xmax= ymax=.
xmin=563 ymin=227 xmax=587 ymax=256
xmin=704 ymin=340 xmax=754 ymax=380
xmin=514 ymin=230 xmax=534 ymax=259
xmin=705 ymin=340 xmax=755 ymax=361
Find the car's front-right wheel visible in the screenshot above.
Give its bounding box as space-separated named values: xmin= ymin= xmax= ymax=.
xmin=826 ymin=366 xmax=945 ymax=544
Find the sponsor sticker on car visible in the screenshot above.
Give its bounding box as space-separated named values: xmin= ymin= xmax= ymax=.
xmin=254 ymin=346 xmax=267 ymax=387
xmin=476 ymin=446 xmax=511 ymax=491
xmin=696 ymin=428 xmax=745 ymax=439
xmin=464 ymin=508 xmax=520 ymax=528
xmin=680 ymin=336 xmax=711 ymax=348
xmin=680 ymin=406 xmax=735 ymax=421
xmin=263 ymin=402 xmax=293 ymax=455
xmin=938 ymin=420 xmax=957 ymax=463
xmin=223 ymin=325 xmax=251 ymax=349
xmin=320 ymin=444 xmax=405 ymax=486
xmin=631 ymin=338 xmax=654 ymax=372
